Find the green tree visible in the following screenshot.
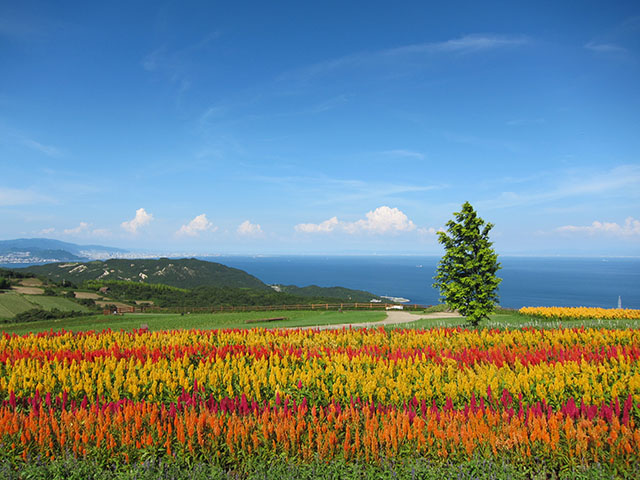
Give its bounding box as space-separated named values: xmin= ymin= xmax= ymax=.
xmin=0 ymin=277 xmax=10 ymax=290
xmin=433 ymin=201 xmax=501 ymax=326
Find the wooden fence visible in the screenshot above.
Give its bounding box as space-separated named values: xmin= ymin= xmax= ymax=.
xmin=103 ymin=302 xmax=429 ymax=315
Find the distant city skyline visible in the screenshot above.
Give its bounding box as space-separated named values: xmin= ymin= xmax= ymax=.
xmin=1 ymin=1 xmax=639 ymax=256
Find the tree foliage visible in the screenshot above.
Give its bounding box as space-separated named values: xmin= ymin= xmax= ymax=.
xmin=433 ymin=202 xmax=501 ymax=326
xmin=83 ymin=280 xmax=378 ymax=308
xmin=7 ymin=308 xmax=87 ymax=324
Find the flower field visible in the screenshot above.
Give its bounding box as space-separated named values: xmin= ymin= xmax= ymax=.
xmin=1 ymin=326 xmax=639 ymax=476
xmin=519 ymin=306 xmax=640 ymax=321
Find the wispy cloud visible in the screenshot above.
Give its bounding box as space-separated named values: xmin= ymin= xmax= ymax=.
xmin=506 ymin=118 xmax=545 ymax=127
xmin=20 ymin=137 xmax=63 ymax=157
xmin=417 ymin=226 xmax=443 ymax=235
xmin=310 ymin=94 xmax=350 ymax=113
xmin=121 ymin=208 xmax=153 ymax=234
xmin=254 ymin=174 xmax=443 ymax=207
xmin=63 ymin=222 xmax=90 ymax=235
xmin=440 ymin=130 xmax=520 ymax=153
xmin=557 ymin=217 xmax=640 ymax=237
xmin=391 ymin=34 xmax=529 ymax=54
xmin=585 ymin=42 xmax=629 ymax=55
xmin=0 ymin=125 xmax=64 ymax=157
xmin=62 ymin=222 xmax=111 ymax=237
xmin=584 ymin=16 xmax=639 ymax=60
xmin=141 ymin=31 xmax=221 ymax=98
xmin=479 ymin=165 xmax=640 ymax=209
xmin=177 ymin=214 xmax=216 ymax=237
xmin=279 ymin=34 xmax=529 ymax=81
xmin=0 ymin=187 xmax=53 ymax=206
xmin=380 ymin=149 xmax=425 ymax=160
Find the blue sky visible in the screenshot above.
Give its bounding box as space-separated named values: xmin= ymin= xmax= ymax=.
xmin=1 ymin=1 xmax=639 ymax=255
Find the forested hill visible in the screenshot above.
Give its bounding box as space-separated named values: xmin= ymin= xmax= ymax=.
xmin=276 ymin=285 xmax=379 ymax=303
xmin=24 ymin=258 xmax=269 ymax=290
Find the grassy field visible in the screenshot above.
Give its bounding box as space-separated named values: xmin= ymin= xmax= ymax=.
xmin=0 ymin=309 xmax=388 ymax=335
xmin=3 ymin=307 xmax=639 ymax=336
xmin=26 ymin=295 xmax=90 ymax=312
xmin=399 ymin=310 xmax=640 ymax=330
xmin=0 ymin=293 xmax=35 ymax=318
xmin=0 ymin=292 xmax=89 ymax=319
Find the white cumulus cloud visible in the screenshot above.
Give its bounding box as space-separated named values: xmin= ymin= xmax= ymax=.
xmin=295 ymin=207 xmax=417 ymax=235
xmin=177 ymin=214 xmax=215 ymax=236
xmin=121 ymin=208 xmax=153 ymax=234
xmin=237 ymin=220 xmax=263 ymax=236
xmin=346 ymin=206 xmax=416 ymax=234
xmin=295 ymin=216 xmax=340 ymax=233
xmin=556 ymin=217 xmax=640 ymax=237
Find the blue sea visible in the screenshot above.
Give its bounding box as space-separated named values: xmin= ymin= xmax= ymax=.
xmin=208 ymin=256 xmax=640 ymax=310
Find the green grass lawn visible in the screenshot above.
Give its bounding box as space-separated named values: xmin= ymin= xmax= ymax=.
xmin=0 ymin=292 xmax=89 ymax=320
xmin=399 ymin=310 xmax=640 ymax=330
xmin=0 ymin=292 xmax=42 ymax=318
xmin=1 ymin=309 xmax=388 ymax=335
xmin=25 ymin=295 xmax=90 ymax=312
xmin=3 ymin=307 xmax=638 ymax=336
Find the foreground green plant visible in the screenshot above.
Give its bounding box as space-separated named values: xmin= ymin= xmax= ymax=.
xmin=433 ymin=202 xmax=501 ymax=327
xmin=0 ymin=455 xmax=632 ymax=480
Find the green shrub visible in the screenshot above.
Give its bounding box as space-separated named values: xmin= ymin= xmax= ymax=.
xmin=75 ymin=298 xmax=98 ymax=308
xmin=0 ymin=455 xmax=632 ymax=480
xmin=8 ymin=308 xmax=87 ymax=324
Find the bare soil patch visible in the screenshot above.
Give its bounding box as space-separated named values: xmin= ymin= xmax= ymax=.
xmin=20 ymin=278 xmax=43 ymax=287
xmin=95 ymin=300 xmax=132 ymax=309
xmin=74 ymin=292 xmax=103 ymax=299
xmin=11 ymin=286 xmax=44 ymax=295
xmin=297 ymin=310 xmax=462 ymax=330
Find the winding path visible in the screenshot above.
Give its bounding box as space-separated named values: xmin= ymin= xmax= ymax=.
xmin=300 ymin=310 xmax=462 ymax=330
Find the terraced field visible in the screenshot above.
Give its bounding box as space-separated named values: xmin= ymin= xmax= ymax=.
xmin=0 ymin=292 xmax=88 ymax=319
xmin=0 ymin=292 xmax=38 ymax=318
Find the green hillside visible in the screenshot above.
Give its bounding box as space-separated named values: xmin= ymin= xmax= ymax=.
xmin=78 ymin=281 xmax=381 ymax=309
xmin=0 ymin=292 xmax=89 ymax=319
xmin=18 ymin=258 xmax=383 ymax=306
xmin=277 ymin=285 xmax=380 ymax=303
xmin=24 ymin=258 xmax=269 ymax=290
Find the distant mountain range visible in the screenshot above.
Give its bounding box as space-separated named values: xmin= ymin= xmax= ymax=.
xmin=24 ymin=258 xmax=268 ymax=290
xmin=21 ymin=258 xmax=381 ymax=302
xmin=0 ymin=238 xmax=129 ymax=266
xmin=1 ymin=239 xmax=382 ymax=302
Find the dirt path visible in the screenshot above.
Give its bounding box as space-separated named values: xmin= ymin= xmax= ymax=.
xmin=11 ymin=286 xmax=44 ymax=295
xmin=299 ymin=310 xmax=462 ymax=330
